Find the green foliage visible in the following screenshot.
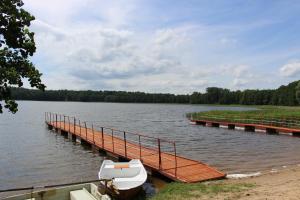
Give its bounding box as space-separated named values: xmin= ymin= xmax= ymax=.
xmin=0 ymin=0 xmax=45 ymax=113
xmin=10 ymin=88 xmax=190 ymax=104
xmin=189 ymin=80 xmax=299 ymax=106
xmin=9 ymin=80 xmax=300 ymax=106
xmin=296 ymin=81 xmax=300 ymax=104
xmin=150 ymin=182 xmax=254 ymax=200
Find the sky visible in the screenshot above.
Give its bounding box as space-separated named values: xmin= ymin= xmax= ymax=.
xmin=22 ymin=0 xmax=300 ymax=94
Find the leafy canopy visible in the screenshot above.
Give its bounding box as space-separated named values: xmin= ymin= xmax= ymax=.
xmin=0 ymin=0 xmax=45 ymax=113
xmin=296 ymin=81 xmax=300 ymax=104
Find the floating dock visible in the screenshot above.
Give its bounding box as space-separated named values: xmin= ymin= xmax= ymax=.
xmin=45 ymin=112 xmax=226 ymax=183
xmin=191 ymin=118 xmax=300 ymax=136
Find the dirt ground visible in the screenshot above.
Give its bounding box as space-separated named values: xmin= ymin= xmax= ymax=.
xmin=221 ymin=165 xmax=300 ymax=200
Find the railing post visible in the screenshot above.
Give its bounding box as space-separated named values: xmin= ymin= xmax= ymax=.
xmin=112 ymin=129 xmax=114 ymax=153
xmin=92 ymin=124 xmax=95 ymax=144
xmin=124 ymin=131 xmax=127 ymax=157
xmin=68 ymin=116 xmax=70 ymax=132
xmin=73 ymin=118 xmax=75 ymax=133
xmin=139 ymin=135 xmax=142 ymax=160
xmin=79 ymin=120 xmax=81 ymax=137
xmin=85 ymin=122 xmax=87 ymax=140
xmin=55 ymin=113 xmax=57 ymax=128
xmin=158 ymin=139 xmax=162 ymax=170
xmin=101 ymin=127 xmax=104 ymax=148
xmin=64 ymin=116 xmax=65 ymax=130
xmin=174 ymin=142 xmax=177 ymax=177
xmin=59 ymin=114 xmax=61 ymax=129
xmin=49 ymin=113 xmax=51 ymax=124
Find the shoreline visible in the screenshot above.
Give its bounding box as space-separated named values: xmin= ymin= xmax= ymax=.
xmin=224 ymin=164 xmax=300 ymax=200
xmin=151 ymin=164 xmax=300 ymax=200
xmin=226 ymin=163 xmax=300 ymax=179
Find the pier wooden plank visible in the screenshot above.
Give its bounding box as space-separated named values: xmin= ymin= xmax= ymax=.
xmin=47 ymin=121 xmax=226 ymax=183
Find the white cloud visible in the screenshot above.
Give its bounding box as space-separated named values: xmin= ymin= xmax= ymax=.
xmin=22 ymin=0 xmax=297 ymax=93
xmin=220 ymin=64 xmax=251 ymax=78
xmin=233 ymin=78 xmax=249 ymax=88
xmin=24 ymin=0 xmax=137 ymax=28
xmin=32 ymin=20 xmax=193 ymax=91
xmin=231 ymin=65 xmax=250 ymax=78
xmin=280 ymin=61 xmax=300 ymax=77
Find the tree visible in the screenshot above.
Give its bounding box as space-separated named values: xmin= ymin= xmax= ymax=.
xmin=296 ymin=81 xmax=300 ymax=104
xmin=0 ymin=0 xmax=45 ymax=113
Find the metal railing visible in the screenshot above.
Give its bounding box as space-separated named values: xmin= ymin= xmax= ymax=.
xmin=45 ymin=112 xmax=178 ymax=177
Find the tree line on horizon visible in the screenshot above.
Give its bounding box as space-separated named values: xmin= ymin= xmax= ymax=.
xmin=10 ymin=80 xmax=300 ymax=106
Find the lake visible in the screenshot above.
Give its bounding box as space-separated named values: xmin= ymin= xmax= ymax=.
xmin=1 ymin=101 xmax=300 ymax=197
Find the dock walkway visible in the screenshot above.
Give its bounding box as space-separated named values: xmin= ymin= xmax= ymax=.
xmin=191 ymin=118 xmax=300 ymax=136
xmin=45 ymin=112 xmax=226 ymax=183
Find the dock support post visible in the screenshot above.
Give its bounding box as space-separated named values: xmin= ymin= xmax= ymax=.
xmin=72 ymin=134 xmax=76 ymax=142
xmin=245 ymin=126 xmax=255 ymax=132
xmin=266 ymin=128 xmax=278 ymax=134
xmin=196 ymin=121 xmax=206 ymax=126
xmin=228 ymin=124 xmax=235 ymax=129
xmin=124 ymin=131 xmax=127 ymax=157
xmin=47 ymin=124 xmax=53 ymax=130
xmin=158 ymin=139 xmax=162 ymax=170
xmin=211 ymin=123 xmax=220 ymax=127
xmin=293 ymin=132 xmax=300 ymax=137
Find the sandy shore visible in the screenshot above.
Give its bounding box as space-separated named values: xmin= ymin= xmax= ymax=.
xmin=2 ymin=165 xmax=300 ymax=200
xmin=221 ymin=165 xmax=300 ymax=200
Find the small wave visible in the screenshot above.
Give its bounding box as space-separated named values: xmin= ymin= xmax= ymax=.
xmin=270 ymin=169 xmax=278 ymax=173
xmin=226 ymin=172 xmax=261 ymax=179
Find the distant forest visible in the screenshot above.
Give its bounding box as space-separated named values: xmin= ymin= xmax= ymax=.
xmin=10 ymin=80 xmax=300 ymax=106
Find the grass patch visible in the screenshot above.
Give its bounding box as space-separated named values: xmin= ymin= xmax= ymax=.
xmin=188 ymin=106 xmax=300 ymax=128
xmin=150 ymin=182 xmax=255 ymax=200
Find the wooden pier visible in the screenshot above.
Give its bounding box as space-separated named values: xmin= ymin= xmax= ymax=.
xmin=45 ymin=112 xmax=226 ymax=183
xmin=191 ymin=117 xmax=300 ymax=136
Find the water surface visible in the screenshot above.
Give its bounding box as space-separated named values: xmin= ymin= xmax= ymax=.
xmin=1 ymin=101 xmax=300 ymax=194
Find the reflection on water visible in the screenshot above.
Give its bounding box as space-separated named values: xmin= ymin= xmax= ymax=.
xmin=1 ymin=101 xmax=300 ymax=197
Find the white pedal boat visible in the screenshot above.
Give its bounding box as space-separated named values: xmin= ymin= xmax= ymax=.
xmin=98 ymin=159 xmax=147 ymax=199
xmin=1 ymin=183 xmax=111 ymax=200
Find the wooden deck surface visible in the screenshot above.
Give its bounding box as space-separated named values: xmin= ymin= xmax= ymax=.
xmin=47 ymin=121 xmax=226 ymax=183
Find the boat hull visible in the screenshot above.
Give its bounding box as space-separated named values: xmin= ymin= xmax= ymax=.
xmin=99 ymin=183 xmax=142 ymax=200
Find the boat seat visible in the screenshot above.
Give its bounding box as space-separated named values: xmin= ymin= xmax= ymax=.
xmin=70 ymin=188 xmax=97 ymax=200
xmin=114 ymin=164 xmax=129 ymax=169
